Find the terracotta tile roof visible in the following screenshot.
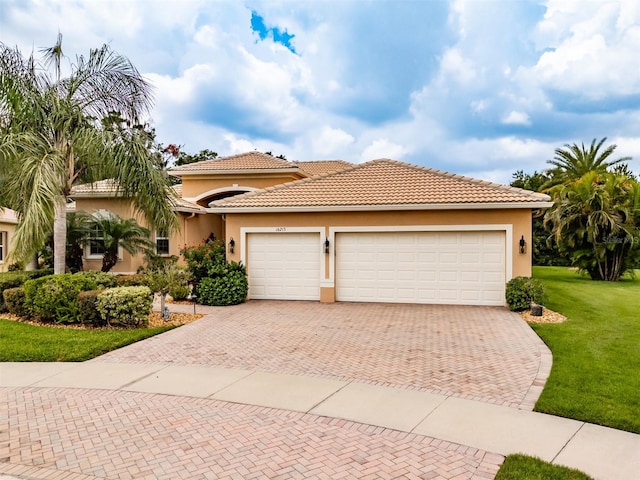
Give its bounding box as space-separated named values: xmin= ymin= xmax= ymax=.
xmin=71 ymin=180 xmax=204 ymax=213
xmin=169 ymin=152 xmax=298 ymax=173
xmin=210 ymin=159 xmax=551 ymax=210
xmin=71 ymin=179 xmax=120 ymax=194
xmin=297 ymin=160 xmax=354 ymax=177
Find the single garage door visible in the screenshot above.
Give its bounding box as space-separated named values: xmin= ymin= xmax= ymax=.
xmin=336 ymin=231 xmax=505 ymax=306
xmin=247 ymin=232 xmax=321 ymax=300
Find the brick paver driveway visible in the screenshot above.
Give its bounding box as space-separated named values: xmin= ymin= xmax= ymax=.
xmin=1 ymin=301 xmax=548 ymax=479
xmin=96 ymin=301 xmax=550 ymax=409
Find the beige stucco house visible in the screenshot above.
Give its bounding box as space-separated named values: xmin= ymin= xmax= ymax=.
xmin=71 ymin=151 xmax=552 ymax=306
xmin=0 ymin=208 xmax=18 ymax=273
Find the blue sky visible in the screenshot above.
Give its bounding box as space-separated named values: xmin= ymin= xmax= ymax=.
xmin=1 ymin=0 xmax=639 ymax=183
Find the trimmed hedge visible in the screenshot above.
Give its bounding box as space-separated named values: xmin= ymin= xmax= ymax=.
xmin=505 ymin=276 xmax=546 ymax=311
xmin=115 ymin=274 xmax=148 ymax=287
xmin=78 ymin=290 xmax=105 ymax=326
xmin=22 ymin=271 xmax=109 ymax=323
xmin=0 ymin=269 xmax=53 ymax=312
xmin=3 ymin=287 xmax=28 ymax=317
xmin=196 ymin=267 xmax=248 ymax=306
xmin=96 ymin=286 xmax=153 ymax=328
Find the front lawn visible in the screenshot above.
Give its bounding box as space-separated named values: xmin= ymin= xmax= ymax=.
xmin=531 ymin=266 xmax=640 ymax=433
xmin=0 ymin=319 xmax=174 ymax=362
xmin=496 ymin=454 xmax=593 ymax=480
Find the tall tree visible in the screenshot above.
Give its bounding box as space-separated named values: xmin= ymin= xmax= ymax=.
xmin=546 ymin=137 xmax=630 ymax=186
xmin=0 ymin=34 xmax=176 ymax=274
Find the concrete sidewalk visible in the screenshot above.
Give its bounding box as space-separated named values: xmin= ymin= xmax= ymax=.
xmin=1 ymin=361 xmax=638 ymax=480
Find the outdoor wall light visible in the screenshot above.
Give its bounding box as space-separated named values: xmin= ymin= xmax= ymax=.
xmin=324 ymin=237 xmax=330 ymax=254
xmin=228 ymin=237 xmax=235 ymax=254
xmin=519 ymin=235 xmax=527 ymax=254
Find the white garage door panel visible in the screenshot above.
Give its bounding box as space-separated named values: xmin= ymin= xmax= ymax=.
xmin=247 ymin=233 xmax=320 ymax=300
xmin=336 ymin=231 xmax=505 ymax=306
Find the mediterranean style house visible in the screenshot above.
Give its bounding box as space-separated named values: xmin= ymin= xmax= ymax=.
xmin=10 ymin=151 xmax=554 ymax=306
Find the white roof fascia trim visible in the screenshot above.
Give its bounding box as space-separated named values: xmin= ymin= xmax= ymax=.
xmin=206 ymin=201 xmax=554 ymax=214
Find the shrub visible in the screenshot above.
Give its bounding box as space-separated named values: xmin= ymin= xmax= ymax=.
xmin=169 ymin=284 xmax=190 ymax=301
xmin=74 ymin=271 xmax=117 ymax=288
xmin=505 ymin=276 xmax=546 ymax=311
xmin=115 ymin=274 xmax=148 ymax=287
xmin=23 ymin=273 xmax=102 ymax=323
xmin=181 ymin=240 xmax=226 ymax=284
xmin=96 ymin=286 xmax=153 ymax=328
xmin=78 ymin=290 xmax=106 ymax=326
xmin=0 ymin=272 xmax=29 ymax=312
xmin=196 ymin=268 xmax=248 ymax=306
xmin=3 ymin=287 xmax=28 ymax=316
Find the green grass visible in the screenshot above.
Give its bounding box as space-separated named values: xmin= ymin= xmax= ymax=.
xmin=531 ymin=266 xmax=640 ymax=433
xmin=495 ymin=455 xmax=593 ymax=480
xmin=0 ymin=319 xmax=174 ymax=362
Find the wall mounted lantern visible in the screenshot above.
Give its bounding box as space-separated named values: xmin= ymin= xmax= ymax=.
xmin=519 ymin=235 xmax=527 ymax=254
xmin=228 ymin=237 xmax=235 ymax=254
xmin=324 ymin=237 xmax=330 ymax=254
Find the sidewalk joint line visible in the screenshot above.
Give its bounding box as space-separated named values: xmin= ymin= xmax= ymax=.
xmin=306 ymin=380 xmax=353 ymax=413
xmin=551 ymin=422 xmax=585 ymax=464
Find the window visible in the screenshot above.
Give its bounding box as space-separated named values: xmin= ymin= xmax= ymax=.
xmin=156 ymin=230 xmax=169 ymax=255
xmin=0 ymin=231 xmax=6 ymax=262
xmin=88 ymin=225 xmax=105 ymax=257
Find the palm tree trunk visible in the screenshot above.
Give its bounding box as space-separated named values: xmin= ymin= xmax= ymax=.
xmin=53 ymin=195 xmax=67 ymax=274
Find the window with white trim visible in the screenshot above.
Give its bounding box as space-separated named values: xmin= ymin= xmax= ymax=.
xmin=156 ymin=230 xmax=170 ymax=255
xmin=0 ymin=231 xmax=6 ymax=262
xmin=88 ymin=225 xmax=105 ymax=257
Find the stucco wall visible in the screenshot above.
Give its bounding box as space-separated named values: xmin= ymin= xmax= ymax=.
xmin=0 ymin=222 xmax=17 ymax=273
xmin=73 ymin=198 xmax=222 ymax=273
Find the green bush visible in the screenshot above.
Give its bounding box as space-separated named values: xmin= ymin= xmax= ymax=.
xmin=23 ymin=273 xmax=102 ymax=323
xmin=169 ymin=284 xmax=190 ymax=301
xmin=74 ymin=271 xmax=117 ymax=288
xmin=96 ymin=286 xmax=153 ymax=328
xmin=115 ymin=274 xmax=149 ymax=287
xmin=3 ymin=287 xmax=28 ymax=317
xmin=196 ymin=268 xmax=248 ymax=306
xmin=0 ymin=273 xmax=29 ymax=312
xmin=78 ymin=290 xmax=106 ymax=326
xmin=505 ymin=276 xmax=546 ymax=311
xmin=181 ymin=240 xmax=226 ymax=284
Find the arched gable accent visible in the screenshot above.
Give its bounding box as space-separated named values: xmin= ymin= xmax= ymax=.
xmin=188 ymin=185 xmax=259 ymax=207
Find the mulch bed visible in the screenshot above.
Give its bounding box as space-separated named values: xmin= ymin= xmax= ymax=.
xmin=1 ymin=311 xmax=202 ymax=330
xmin=519 ymin=307 xmax=566 ymax=324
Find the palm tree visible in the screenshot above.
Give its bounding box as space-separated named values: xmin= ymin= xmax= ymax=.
xmin=544 ymin=171 xmax=640 ymax=281
xmin=546 ymin=137 xmax=631 ymax=187
xmin=0 ymin=34 xmax=176 ymax=274
xmin=89 ymin=211 xmax=155 ymax=272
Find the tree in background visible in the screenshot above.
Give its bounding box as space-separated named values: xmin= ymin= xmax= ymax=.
xmin=544 ymin=172 xmax=640 ymax=281
xmin=545 ymin=137 xmax=630 ymax=187
xmin=0 ymin=34 xmax=176 ymax=274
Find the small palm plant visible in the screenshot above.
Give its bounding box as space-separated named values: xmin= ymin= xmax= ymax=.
xmin=89 ymin=211 xmax=154 ymax=272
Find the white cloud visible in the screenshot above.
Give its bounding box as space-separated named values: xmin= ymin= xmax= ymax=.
xmin=224 ymin=134 xmax=256 ymax=154
xmin=531 ymin=0 xmax=640 ymax=99
xmin=361 ymin=139 xmax=407 ymax=161
xmin=502 ymin=111 xmax=531 ymax=126
xmin=437 ymin=48 xmax=477 ymax=86
xmin=312 ymin=127 xmax=355 ymax=156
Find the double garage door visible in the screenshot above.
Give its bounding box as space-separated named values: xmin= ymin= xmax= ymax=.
xmin=247 ymin=231 xmax=505 ymax=306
